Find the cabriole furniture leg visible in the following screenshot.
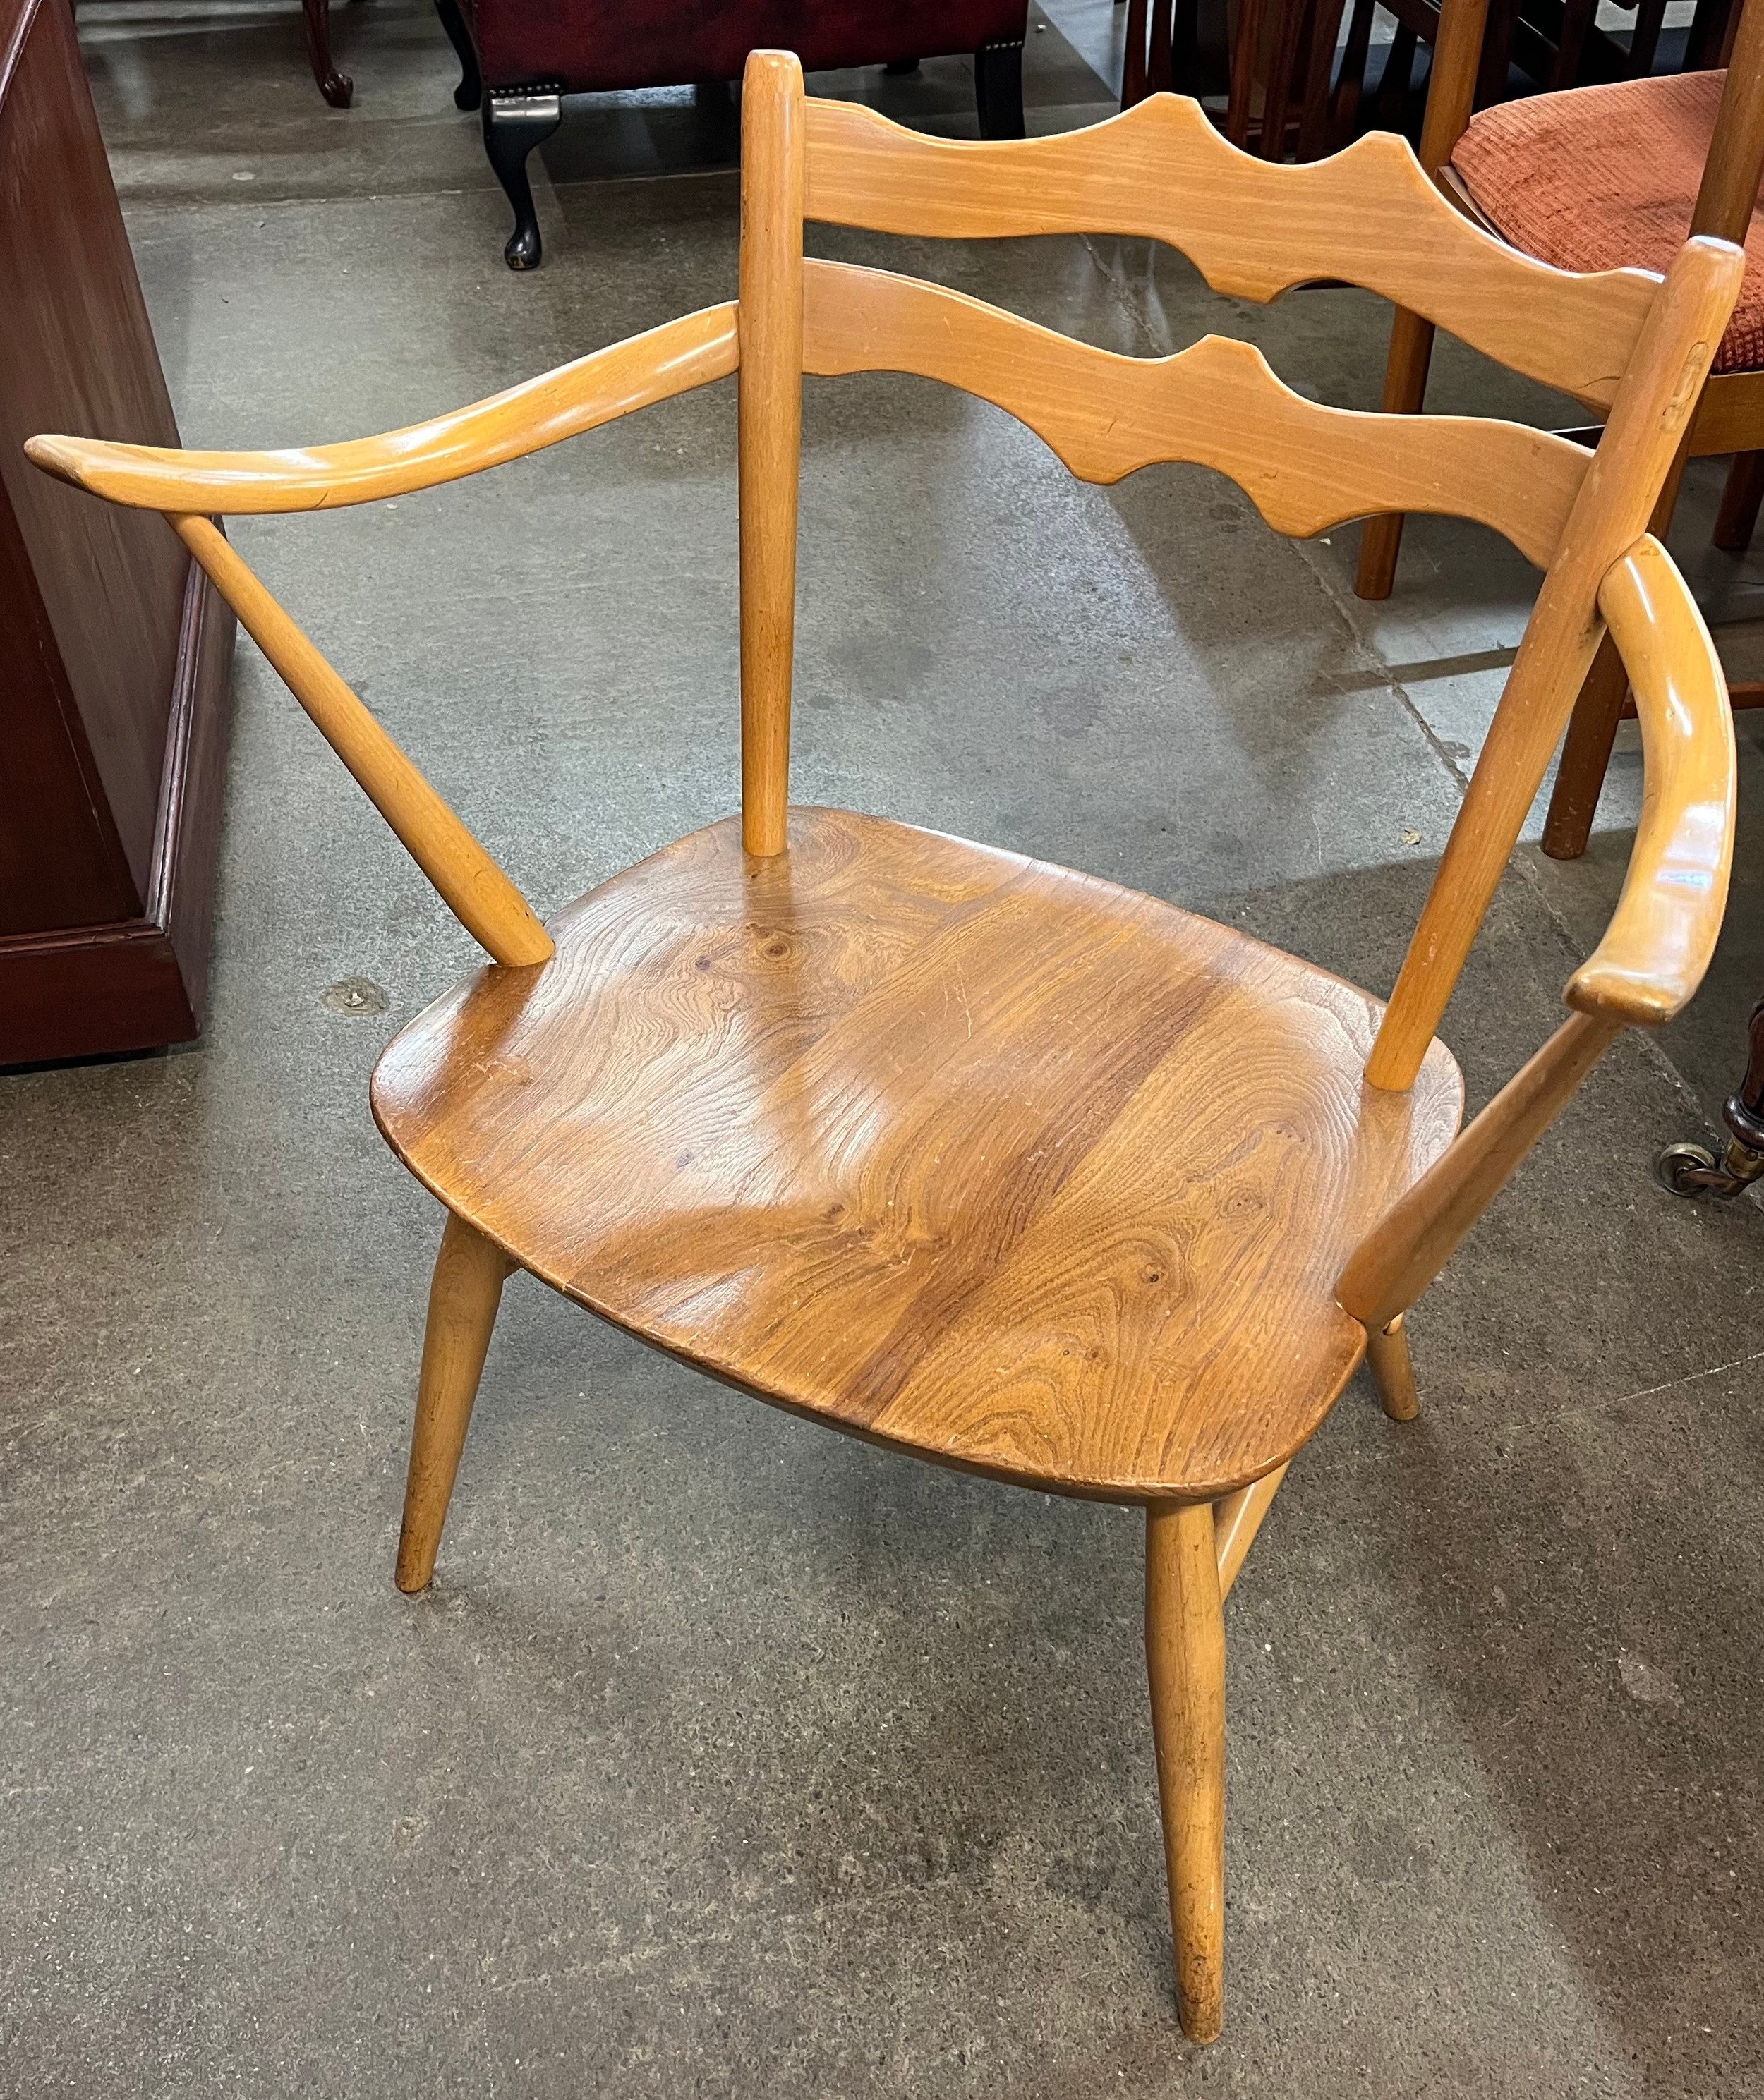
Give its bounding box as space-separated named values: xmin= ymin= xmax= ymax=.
xmin=484 ymin=85 xmax=563 ymax=269
xmin=435 ymin=0 xmax=482 ymax=109
xmin=302 ymin=0 xmax=352 ymax=107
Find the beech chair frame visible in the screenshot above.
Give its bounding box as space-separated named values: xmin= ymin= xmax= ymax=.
xmin=1353 ymin=0 xmax=1764 ymax=857
xmin=28 ymin=66 xmax=1739 ymax=2046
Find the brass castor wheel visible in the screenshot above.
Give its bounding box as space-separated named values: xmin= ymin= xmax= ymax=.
xmin=1655 ymin=1139 xmax=1722 ymax=1198
xmin=1655 ymin=1136 xmax=1764 ymax=1201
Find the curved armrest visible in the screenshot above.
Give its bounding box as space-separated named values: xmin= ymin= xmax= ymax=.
xmin=25 ymin=303 xmax=738 ymax=514
xmin=1565 ymin=535 xmax=1736 ymax=1026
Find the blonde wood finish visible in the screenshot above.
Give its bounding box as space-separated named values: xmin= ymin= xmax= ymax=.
xmin=802 ymin=260 xmax=1588 ymax=569
xmin=1145 ymin=1499 xmax=1226 ymax=2044
xmin=1540 ymin=438 xmax=1693 ymax=860
xmin=370 ymin=808 xmax=1465 ymax=1503
xmin=1213 ymin=1462 xmax=1289 ymax=1598
xmin=395 ymin=1212 xmax=516 ymax=1593
xmin=737 ymin=53 xmax=805 ymax=856
xmin=1364 ymin=1313 xmax=1420 ymax=1422
xmin=27 ymin=63 xmax=1751 ymax=2046
xmin=1564 ymin=538 xmax=1736 ymax=1024
xmin=1367 ymin=236 xmax=1743 ymax=1091
xmin=172 ymin=516 xmax=553 ymax=967
xmin=25 ymin=305 xmax=739 ymax=514
xmin=1339 ymin=1011 xmax=1622 ymax=1333
xmin=802 ymin=93 xmax=1660 ymax=408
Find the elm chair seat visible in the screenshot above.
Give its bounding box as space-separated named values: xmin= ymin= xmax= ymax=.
xmin=1454 ymin=70 xmax=1764 ymax=373
xmin=372 ymin=807 xmax=1464 ymax=1503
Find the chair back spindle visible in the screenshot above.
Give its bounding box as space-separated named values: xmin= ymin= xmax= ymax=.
xmin=737 ymin=52 xmax=806 ymax=856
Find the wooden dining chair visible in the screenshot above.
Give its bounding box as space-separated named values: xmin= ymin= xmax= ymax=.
xmin=1118 ymin=0 xmax=1704 ymax=162
xmin=26 ymin=59 xmax=1739 ymax=2043
xmin=1355 ymin=0 xmax=1764 ymax=859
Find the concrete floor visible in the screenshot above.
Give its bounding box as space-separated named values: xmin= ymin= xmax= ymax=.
xmin=4 ymin=4 xmax=1764 ymax=2093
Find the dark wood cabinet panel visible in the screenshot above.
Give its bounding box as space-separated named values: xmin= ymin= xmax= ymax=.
xmin=0 ymin=0 xmax=234 ymax=1060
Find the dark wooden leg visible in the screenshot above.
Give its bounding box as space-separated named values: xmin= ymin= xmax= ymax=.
xmin=1224 ymin=0 xmax=1266 ymax=145
xmin=1330 ymin=0 xmax=1375 ymax=145
xmin=1353 ymin=305 xmax=1436 ymax=599
xmin=1148 ymin=0 xmax=1174 ymax=91
xmin=302 ymin=0 xmax=351 ymax=107
xmin=974 ymin=38 xmax=1026 ymax=138
xmin=1715 ymin=451 xmax=1764 ymax=552
xmin=1122 ymin=0 xmax=1151 ymax=106
xmin=1171 ymin=0 xmax=1202 ymax=92
xmin=434 ymin=0 xmax=481 ymax=110
xmin=1372 ymin=22 xmax=1418 ymax=131
xmin=1540 ymin=631 xmax=1629 ymax=858
xmin=483 ymin=85 xmax=562 ymax=270
xmin=1657 ymin=997 xmax=1764 ymax=1200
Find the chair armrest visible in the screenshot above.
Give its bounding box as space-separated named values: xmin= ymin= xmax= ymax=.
xmin=1564 ymin=535 xmax=1736 ymax=1027
xmin=25 ymin=303 xmax=737 ymax=514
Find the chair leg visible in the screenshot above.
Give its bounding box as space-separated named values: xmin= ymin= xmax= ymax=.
xmin=483 ymin=85 xmax=562 ymax=271
xmin=434 ymin=0 xmax=481 ymax=110
xmin=1145 ymin=1500 xmax=1226 ymax=2045
xmin=1540 ymin=630 xmax=1629 ymax=859
xmin=301 ymin=0 xmax=351 ymax=107
xmin=1714 ymin=451 xmax=1764 ymax=553
xmin=394 ymin=1211 xmax=514 ymax=1594
xmin=974 ymin=38 xmax=1027 ymax=138
xmin=1365 ymin=1311 xmax=1420 ymax=1421
xmin=1353 ymin=306 xmax=1436 ymax=599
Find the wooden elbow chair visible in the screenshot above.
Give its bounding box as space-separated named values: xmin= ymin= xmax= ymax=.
xmin=1355 ymin=0 xmax=1764 ymax=858
xmin=25 ymin=61 xmax=1739 ymax=2044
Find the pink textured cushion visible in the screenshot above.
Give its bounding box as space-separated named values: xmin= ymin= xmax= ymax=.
xmin=1453 ymin=69 xmax=1764 ymax=373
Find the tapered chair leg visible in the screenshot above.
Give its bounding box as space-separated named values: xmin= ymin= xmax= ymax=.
xmin=395 ymin=1211 xmax=514 ymax=1594
xmin=434 ymin=0 xmax=482 ymax=110
xmin=483 ymin=85 xmax=563 ymax=270
xmin=1145 ymin=1499 xmax=1226 ymax=2044
xmin=974 ymin=38 xmax=1027 ymax=138
xmin=1365 ymin=1311 xmax=1420 ymax=1421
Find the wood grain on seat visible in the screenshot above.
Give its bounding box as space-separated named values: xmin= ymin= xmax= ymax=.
xmin=372 ymin=808 xmax=1463 ymax=1503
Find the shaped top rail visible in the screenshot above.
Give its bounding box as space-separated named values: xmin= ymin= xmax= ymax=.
xmin=802 ymin=95 xmax=1660 ymax=411
xmin=26 ymin=304 xmax=738 ymax=514
xmin=802 ymin=260 xmax=1591 ymax=568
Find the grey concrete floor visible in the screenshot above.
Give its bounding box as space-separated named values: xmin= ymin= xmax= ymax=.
xmin=4 ymin=4 xmax=1763 ymax=2094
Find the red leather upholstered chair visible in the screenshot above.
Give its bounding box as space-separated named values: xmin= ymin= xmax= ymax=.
xmin=433 ymin=0 xmax=1032 ymax=267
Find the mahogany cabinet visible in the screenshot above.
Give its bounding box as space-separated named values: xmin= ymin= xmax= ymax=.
xmin=0 ymin=0 xmax=234 ymax=1064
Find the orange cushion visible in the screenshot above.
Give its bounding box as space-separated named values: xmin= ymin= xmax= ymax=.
xmin=1452 ymin=70 xmax=1764 ymax=374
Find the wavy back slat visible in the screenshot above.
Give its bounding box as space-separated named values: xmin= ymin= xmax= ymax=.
xmin=802 ymin=260 xmax=1590 ymax=568
xmin=802 ymin=95 xmax=1658 ymax=410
